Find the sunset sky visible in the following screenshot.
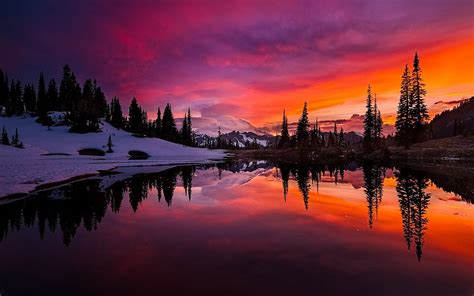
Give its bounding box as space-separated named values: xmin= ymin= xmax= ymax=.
xmin=1 ymin=0 xmax=473 ymax=132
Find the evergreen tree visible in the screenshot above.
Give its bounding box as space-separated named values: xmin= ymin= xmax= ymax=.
xmin=339 ymin=128 xmax=345 ymax=149
xmin=1 ymin=126 xmax=9 ymax=145
xmin=411 ymin=53 xmax=429 ymax=127
xmin=180 ymin=108 xmax=193 ymax=146
xmin=59 ymin=65 xmax=81 ymax=112
xmin=278 ymin=109 xmax=290 ymax=148
xmin=7 ymin=80 xmax=23 ymax=116
xmin=110 ymin=97 xmax=124 ymax=129
xmin=155 ymin=107 xmax=162 ymax=137
xmin=296 ymin=102 xmax=310 ymax=146
xmin=128 ymin=97 xmax=144 ymax=135
xmin=161 ymin=103 xmax=178 ymax=142
xmin=363 ymin=85 xmax=374 ymax=150
xmin=37 ymin=72 xmax=48 ymax=119
xmin=47 ymin=79 xmax=58 ymax=111
xmin=93 ymin=80 xmax=107 ymax=118
xmin=107 ymin=135 xmax=113 ymax=153
xmin=396 ymin=65 xmax=413 ymax=147
xmin=23 ymin=83 xmax=37 ymax=113
xmin=373 ymin=94 xmax=383 ymax=143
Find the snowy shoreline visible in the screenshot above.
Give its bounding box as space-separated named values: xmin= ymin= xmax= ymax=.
xmin=0 ymin=116 xmax=226 ymax=198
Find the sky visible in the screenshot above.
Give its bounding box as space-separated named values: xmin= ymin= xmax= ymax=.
xmin=1 ymin=0 xmax=473 ymax=133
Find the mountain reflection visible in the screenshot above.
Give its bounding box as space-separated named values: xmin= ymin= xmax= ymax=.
xmin=0 ymin=161 xmax=471 ymax=262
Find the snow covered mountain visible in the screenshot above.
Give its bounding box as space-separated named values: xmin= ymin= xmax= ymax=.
xmin=176 ymin=115 xmax=269 ymax=137
xmin=195 ymin=131 xmax=276 ymax=148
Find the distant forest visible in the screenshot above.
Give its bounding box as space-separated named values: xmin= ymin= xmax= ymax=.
xmin=0 ymin=65 xmax=195 ymax=146
xmin=275 ymin=52 xmax=473 ymax=153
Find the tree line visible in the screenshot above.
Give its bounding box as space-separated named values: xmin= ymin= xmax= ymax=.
xmin=277 ymin=103 xmax=348 ymax=152
xmin=0 ymin=66 xmax=195 ymax=146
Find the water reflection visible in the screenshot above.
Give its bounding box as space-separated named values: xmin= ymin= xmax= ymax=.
xmin=0 ymin=161 xmax=472 ymax=295
xmin=0 ymin=161 xmax=471 ymax=257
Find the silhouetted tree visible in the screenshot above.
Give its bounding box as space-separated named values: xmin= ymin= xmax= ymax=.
xmin=23 ymin=83 xmax=36 ymax=113
xmin=278 ymin=109 xmax=290 ymax=148
xmin=161 ymin=103 xmax=179 ymax=142
xmin=47 ymin=79 xmax=58 ymax=111
xmin=128 ymin=97 xmax=145 ymax=135
xmin=37 ymin=73 xmax=48 ymax=119
xmin=155 ymin=107 xmax=162 ymax=137
xmin=396 ymin=65 xmax=412 ymax=147
xmin=1 ymin=126 xmax=9 ymax=145
xmin=363 ymin=85 xmax=374 ymax=151
xmin=411 ymin=53 xmax=429 ymax=127
xmin=109 ymin=97 xmax=124 ymax=129
xmin=296 ymin=102 xmax=310 ymax=146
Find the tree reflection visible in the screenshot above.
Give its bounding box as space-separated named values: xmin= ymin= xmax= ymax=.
xmin=0 ymin=166 xmax=194 ymax=245
xmin=396 ymin=169 xmax=431 ymax=261
xmin=363 ymin=163 xmax=385 ymax=228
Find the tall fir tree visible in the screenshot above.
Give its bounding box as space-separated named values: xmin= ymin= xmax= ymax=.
xmin=155 ymin=107 xmax=162 ymax=137
xmin=47 ymin=79 xmax=58 ymax=111
xmin=278 ymin=109 xmax=290 ymax=148
xmin=373 ymin=94 xmax=383 ymax=142
xmin=37 ymin=72 xmax=48 ymax=119
xmin=296 ymin=102 xmax=310 ymax=146
xmin=110 ymin=97 xmax=124 ymax=129
xmin=411 ymin=53 xmax=428 ymax=127
xmin=128 ymin=97 xmax=144 ymax=135
xmin=161 ymin=103 xmax=178 ymax=142
xmin=23 ymin=83 xmax=36 ymax=113
xmin=7 ymin=80 xmax=24 ymax=116
xmin=59 ymin=65 xmax=81 ymax=112
xmin=396 ymin=64 xmax=414 ymax=147
xmin=363 ymin=85 xmax=374 ymax=150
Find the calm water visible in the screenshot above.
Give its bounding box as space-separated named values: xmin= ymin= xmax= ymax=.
xmin=0 ymin=162 xmax=472 ymax=295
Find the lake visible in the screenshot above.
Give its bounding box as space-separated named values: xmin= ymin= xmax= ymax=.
xmin=0 ymin=161 xmax=472 ymax=295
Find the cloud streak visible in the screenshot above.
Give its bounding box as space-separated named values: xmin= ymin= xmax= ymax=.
xmin=0 ymin=0 xmax=472 ymax=130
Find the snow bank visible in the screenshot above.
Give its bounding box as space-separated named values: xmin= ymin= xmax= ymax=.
xmin=0 ymin=116 xmax=226 ymax=197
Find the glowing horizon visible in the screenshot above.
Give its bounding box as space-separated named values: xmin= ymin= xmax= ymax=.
xmin=1 ymin=0 xmax=473 ymax=132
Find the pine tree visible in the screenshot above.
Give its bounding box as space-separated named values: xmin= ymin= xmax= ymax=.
xmin=93 ymin=80 xmax=107 ymax=118
xmin=278 ymin=109 xmax=290 ymax=148
xmin=59 ymin=65 xmax=81 ymax=112
xmin=155 ymin=107 xmax=162 ymax=137
xmin=180 ymin=108 xmax=193 ymax=146
xmin=339 ymin=128 xmax=345 ymax=149
xmin=47 ymin=79 xmax=58 ymax=111
xmin=363 ymin=85 xmax=374 ymax=150
xmin=296 ymin=102 xmax=310 ymax=146
xmin=7 ymin=80 xmax=24 ymax=116
xmin=128 ymin=97 xmax=143 ymax=135
xmin=107 ymin=135 xmax=113 ymax=153
xmin=411 ymin=53 xmax=429 ymax=127
xmin=373 ymin=94 xmax=383 ymax=143
xmin=161 ymin=103 xmax=178 ymax=142
xmin=11 ymin=128 xmax=19 ymax=147
xmin=396 ymin=65 xmax=413 ymax=147
xmin=23 ymin=83 xmax=37 ymax=113
xmin=37 ymin=72 xmax=48 ymax=119
xmin=110 ymin=97 xmax=124 ymax=129
xmin=1 ymin=126 xmax=9 ymax=145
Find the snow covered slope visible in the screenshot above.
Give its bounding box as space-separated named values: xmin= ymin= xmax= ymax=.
xmin=0 ymin=116 xmax=225 ymax=197
xmin=0 ymin=116 xmax=223 ymax=157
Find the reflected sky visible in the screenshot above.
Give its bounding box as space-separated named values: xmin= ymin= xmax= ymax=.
xmin=0 ymin=162 xmax=472 ymax=295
